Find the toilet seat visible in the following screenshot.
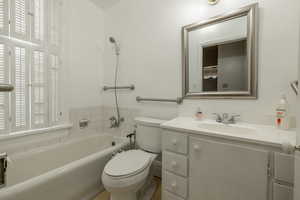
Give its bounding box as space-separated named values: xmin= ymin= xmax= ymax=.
xmin=104 ymin=150 xmax=153 ymax=179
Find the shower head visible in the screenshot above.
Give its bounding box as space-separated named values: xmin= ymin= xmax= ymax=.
xmin=109 ymin=37 xmax=116 ymax=43
xmin=109 ymin=37 xmax=120 ymax=55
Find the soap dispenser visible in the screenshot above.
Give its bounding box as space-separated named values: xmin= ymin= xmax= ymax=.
xmin=275 ymin=95 xmax=289 ymax=130
xmin=195 ymin=107 xmax=203 ymax=120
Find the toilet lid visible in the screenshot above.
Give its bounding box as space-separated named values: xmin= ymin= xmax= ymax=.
xmin=104 ymin=150 xmax=152 ymax=177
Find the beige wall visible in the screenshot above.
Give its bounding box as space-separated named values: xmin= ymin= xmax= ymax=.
xmin=102 ymin=0 xmax=300 ymax=125
xmin=62 ymin=0 xmax=105 ymax=112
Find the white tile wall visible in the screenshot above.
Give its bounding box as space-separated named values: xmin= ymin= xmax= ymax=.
xmin=69 ymin=106 xmax=104 ymax=135
xmin=102 ymin=106 xmax=140 ymax=137
xmin=0 ymin=105 xmax=142 ymax=156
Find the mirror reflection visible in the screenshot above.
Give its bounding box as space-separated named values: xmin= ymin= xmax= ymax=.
xmin=188 ymin=16 xmax=248 ymax=93
xmin=182 ymin=4 xmax=258 ymax=99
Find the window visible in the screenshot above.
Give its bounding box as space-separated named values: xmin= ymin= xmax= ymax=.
xmin=0 ymin=0 xmax=62 ymax=134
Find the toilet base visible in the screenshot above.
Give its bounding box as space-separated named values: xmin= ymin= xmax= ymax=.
xmin=111 ymin=192 xmax=137 ymax=200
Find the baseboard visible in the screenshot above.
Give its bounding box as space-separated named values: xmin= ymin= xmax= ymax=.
xmin=81 ymin=186 xmax=105 ymax=200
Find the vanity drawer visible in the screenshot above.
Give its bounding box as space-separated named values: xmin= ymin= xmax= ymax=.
xmin=274 ymin=153 xmax=294 ymax=183
xmin=163 ymin=171 xmax=188 ymax=199
xmin=273 ymin=183 xmax=293 ymax=200
xmin=163 ymin=151 xmax=188 ymax=177
xmin=163 ymin=190 xmax=185 ymax=200
xmin=162 ymin=131 xmax=188 ymax=154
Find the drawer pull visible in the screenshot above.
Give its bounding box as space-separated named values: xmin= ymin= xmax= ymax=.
xmin=171 ymin=182 xmax=177 ymax=189
xmin=193 ymin=144 xmax=200 ymax=151
xmin=171 ymin=161 xmax=177 ymax=168
xmin=172 ymin=139 xmax=178 ymax=146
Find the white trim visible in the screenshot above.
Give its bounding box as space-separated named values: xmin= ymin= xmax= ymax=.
xmin=0 ymin=35 xmax=39 ymax=47
xmin=0 ymin=123 xmax=72 ymax=141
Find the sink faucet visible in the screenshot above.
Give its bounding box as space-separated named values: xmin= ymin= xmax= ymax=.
xmin=213 ymin=113 xmax=240 ymax=124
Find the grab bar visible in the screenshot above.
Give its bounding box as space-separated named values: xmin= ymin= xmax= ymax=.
xmin=136 ymin=96 xmax=183 ymax=104
xmin=103 ymin=85 xmax=135 ymax=91
xmin=291 ymin=80 xmax=298 ymax=95
xmin=0 ymin=84 xmax=14 ymax=92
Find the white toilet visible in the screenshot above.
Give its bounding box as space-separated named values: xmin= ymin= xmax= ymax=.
xmin=102 ymin=117 xmax=165 ymax=200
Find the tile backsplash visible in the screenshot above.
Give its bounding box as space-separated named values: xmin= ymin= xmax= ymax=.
xmin=1 ymin=106 xmax=141 ymax=156
xmin=69 ymin=106 xmax=140 ymax=138
xmin=69 ymin=106 xmax=104 ymax=134
xmin=102 ymin=106 xmax=140 ymax=137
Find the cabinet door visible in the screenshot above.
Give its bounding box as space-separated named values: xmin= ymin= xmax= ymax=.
xmin=273 ymin=183 xmax=293 ymax=200
xmin=189 ymin=137 xmax=269 ymax=200
xmin=274 ymin=153 xmax=295 ymax=183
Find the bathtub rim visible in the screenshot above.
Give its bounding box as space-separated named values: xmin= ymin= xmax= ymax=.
xmin=0 ymin=136 xmax=129 ymax=198
xmin=9 ymin=133 xmax=122 ymax=160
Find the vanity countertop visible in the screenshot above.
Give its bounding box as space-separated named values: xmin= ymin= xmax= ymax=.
xmin=161 ymin=117 xmax=296 ymax=149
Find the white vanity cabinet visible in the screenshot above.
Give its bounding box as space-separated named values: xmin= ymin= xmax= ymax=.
xmin=189 ymin=137 xmax=269 ymax=200
xmin=162 ymin=130 xmax=189 ymax=200
xmin=272 ymin=153 xmax=294 ymax=200
xmin=161 ymin=128 xmax=295 ymax=200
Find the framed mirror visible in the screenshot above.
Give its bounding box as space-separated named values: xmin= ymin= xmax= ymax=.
xmin=182 ymin=4 xmax=258 ymax=99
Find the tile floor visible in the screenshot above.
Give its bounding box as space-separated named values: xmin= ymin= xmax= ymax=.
xmin=94 ymin=177 xmax=161 ymax=200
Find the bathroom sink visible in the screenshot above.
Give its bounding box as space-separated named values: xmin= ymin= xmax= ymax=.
xmin=198 ymin=122 xmax=257 ymax=135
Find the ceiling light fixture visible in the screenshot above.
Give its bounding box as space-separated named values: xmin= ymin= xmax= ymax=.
xmin=208 ymin=0 xmax=219 ymax=5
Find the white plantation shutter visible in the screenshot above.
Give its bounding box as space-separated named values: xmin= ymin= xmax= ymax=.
xmin=0 ymin=42 xmax=9 ymax=133
xmin=31 ymin=0 xmax=45 ymax=43
xmin=48 ymin=0 xmax=61 ymax=47
xmin=0 ymin=0 xmax=62 ymax=134
xmin=12 ymin=45 xmax=29 ymax=131
xmin=0 ymin=0 xmax=8 ymax=35
xmin=11 ymin=0 xmax=30 ymax=40
xmin=49 ymin=54 xmax=59 ymax=124
xmin=31 ymin=50 xmax=47 ymax=127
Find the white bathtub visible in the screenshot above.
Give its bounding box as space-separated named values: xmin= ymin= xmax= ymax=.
xmin=0 ymin=134 xmax=129 ymax=200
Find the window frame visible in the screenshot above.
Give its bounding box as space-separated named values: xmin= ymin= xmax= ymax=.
xmin=0 ymin=0 xmax=62 ymax=135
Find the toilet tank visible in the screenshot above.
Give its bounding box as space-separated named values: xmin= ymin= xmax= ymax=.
xmin=135 ymin=117 xmax=167 ymax=154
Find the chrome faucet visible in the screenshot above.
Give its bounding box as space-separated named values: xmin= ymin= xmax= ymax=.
xmin=213 ymin=113 xmax=240 ymax=124
xmin=109 ymin=116 xmax=124 ymax=128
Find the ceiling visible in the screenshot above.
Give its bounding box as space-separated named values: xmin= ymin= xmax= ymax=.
xmin=89 ymin=0 xmax=120 ymax=10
